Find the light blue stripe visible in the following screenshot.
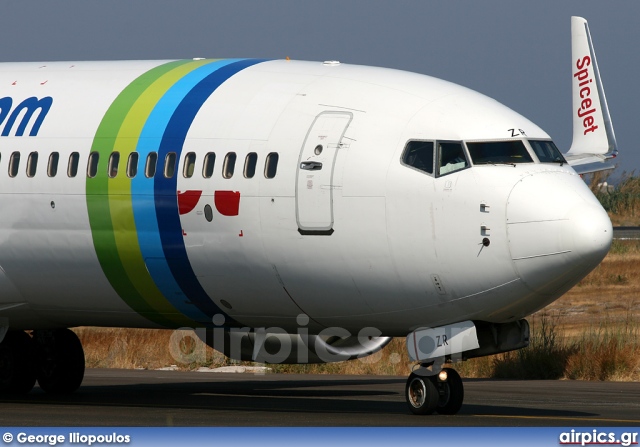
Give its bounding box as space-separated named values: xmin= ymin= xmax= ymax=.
xmin=132 ymin=59 xmax=242 ymax=323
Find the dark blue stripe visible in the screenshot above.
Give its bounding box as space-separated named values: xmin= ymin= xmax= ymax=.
xmin=154 ymin=58 xmax=266 ymax=321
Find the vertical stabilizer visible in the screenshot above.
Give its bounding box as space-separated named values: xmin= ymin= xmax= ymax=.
xmin=567 ymin=16 xmax=617 ymax=158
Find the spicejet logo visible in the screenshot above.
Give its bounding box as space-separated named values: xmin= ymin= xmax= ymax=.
xmin=0 ymin=96 xmax=53 ymax=137
xmin=573 ymin=56 xmax=599 ymax=136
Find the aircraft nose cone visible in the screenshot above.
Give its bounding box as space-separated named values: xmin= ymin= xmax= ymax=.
xmin=566 ymin=202 xmax=612 ymax=262
xmin=507 ymin=171 xmax=612 ymax=295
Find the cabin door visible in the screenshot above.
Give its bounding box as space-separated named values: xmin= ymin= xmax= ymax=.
xmin=295 ymin=112 xmax=352 ymax=234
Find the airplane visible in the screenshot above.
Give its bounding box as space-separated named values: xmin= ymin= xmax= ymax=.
xmin=0 ymin=16 xmax=617 ymax=415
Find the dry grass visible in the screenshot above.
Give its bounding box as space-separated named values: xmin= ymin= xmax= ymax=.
xmin=270 ymin=338 xmax=412 ymax=376
xmin=591 ymin=171 xmax=640 ymax=226
xmin=549 ymin=239 xmax=640 ymax=335
xmin=73 ymin=327 xmax=231 ymax=370
xmin=454 ymin=312 xmax=640 ymax=381
xmin=75 ymin=328 xmax=175 ymax=370
xmin=564 ymin=323 xmax=640 ymax=381
xmin=74 ymin=326 xmax=414 ymax=375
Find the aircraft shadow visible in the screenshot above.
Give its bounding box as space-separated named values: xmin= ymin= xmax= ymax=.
xmin=0 ymin=374 xmax=608 ymax=426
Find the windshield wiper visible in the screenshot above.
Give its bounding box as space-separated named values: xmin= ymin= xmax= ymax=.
xmin=475 ymin=161 xmax=517 ymax=167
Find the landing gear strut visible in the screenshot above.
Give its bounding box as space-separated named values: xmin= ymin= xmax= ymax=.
xmin=405 ymin=365 xmax=464 ymax=415
xmin=0 ymin=328 xmax=85 ymax=395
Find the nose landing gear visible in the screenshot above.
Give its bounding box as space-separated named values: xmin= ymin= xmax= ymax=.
xmin=405 ymin=365 xmax=464 ymax=415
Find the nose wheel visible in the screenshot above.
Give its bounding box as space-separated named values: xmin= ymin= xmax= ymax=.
xmin=406 ymin=371 xmax=439 ymax=414
xmin=405 ymin=367 xmax=464 ymax=415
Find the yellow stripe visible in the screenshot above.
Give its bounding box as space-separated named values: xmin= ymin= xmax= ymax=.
xmin=107 ymin=59 xmax=214 ymax=324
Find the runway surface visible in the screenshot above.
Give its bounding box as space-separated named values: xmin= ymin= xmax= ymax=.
xmin=613 ymin=226 xmax=640 ymax=239
xmin=1 ymin=369 xmax=639 ymax=426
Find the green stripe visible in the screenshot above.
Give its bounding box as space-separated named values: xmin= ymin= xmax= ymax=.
xmin=87 ymin=60 xmax=195 ymax=327
xmin=109 ymin=60 xmax=214 ymax=322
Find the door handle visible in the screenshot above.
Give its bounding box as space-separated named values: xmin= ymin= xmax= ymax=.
xmin=300 ymin=161 xmax=323 ymax=171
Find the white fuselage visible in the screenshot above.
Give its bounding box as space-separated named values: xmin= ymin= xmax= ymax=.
xmin=0 ymin=59 xmax=611 ymax=336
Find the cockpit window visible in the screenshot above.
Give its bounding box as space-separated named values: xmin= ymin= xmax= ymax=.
xmin=437 ymin=142 xmax=468 ymax=176
xmin=466 ymin=140 xmax=533 ymax=165
xmin=529 ymin=140 xmax=566 ymax=164
xmin=402 ymin=141 xmax=434 ymax=175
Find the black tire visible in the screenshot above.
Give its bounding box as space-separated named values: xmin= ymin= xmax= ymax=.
xmin=434 ymin=368 xmax=464 ymax=415
xmin=0 ymin=331 xmax=37 ymax=395
xmin=405 ymin=371 xmax=439 ymax=415
xmin=35 ymin=328 xmax=85 ymax=394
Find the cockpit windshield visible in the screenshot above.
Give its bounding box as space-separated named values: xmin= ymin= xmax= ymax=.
xmin=529 ymin=140 xmax=567 ymax=164
xmin=466 ymin=140 xmax=533 ymax=165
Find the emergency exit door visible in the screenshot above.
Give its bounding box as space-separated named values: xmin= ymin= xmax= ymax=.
xmin=295 ymin=112 xmax=352 ymax=234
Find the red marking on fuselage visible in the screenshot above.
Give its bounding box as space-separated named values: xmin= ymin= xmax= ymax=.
xmin=40 ymin=80 xmax=48 ymax=85
xmin=214 ymin=190 xmax=240 ymax=216
xmin=182 ymin=229 xmax=187 ymax=236
xmin=177 ymin=190 xmax=202 ymax=215
xmin=239 ymin=230 xmax=243 ymax=237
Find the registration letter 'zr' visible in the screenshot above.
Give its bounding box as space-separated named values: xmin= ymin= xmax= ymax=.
xmin=508 ymin=128 xmax=527 ymax=137
xmin=436 ymin=335 xmax=448 ymax=347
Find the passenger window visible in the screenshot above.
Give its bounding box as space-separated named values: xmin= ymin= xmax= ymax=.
xmin=8 ymin=152 xmax=20 ymax=178
xmin=68 ymin=152 xmax=79 ymax=177
xmin=164 ymin=152 xmax=177 ymax=178
xmin=402 ymin=141 xmax=434 ymax=174
xmin=183 ymin=152 xmax=196 ymax=178
xmin=244 ymin=152 xmax=257 ymax=178
xmin=437 ymin=142 xmax=468 ymax=176
xmin=108 ymin=152 xmax=120 ymax=178
xmin=26 ymin=152 xmax=38 ymax=178
xmin=223 ymin=152 xmax=236 ymax=179
xmin=87 ymin=152 xmax=99 ymax=178
xmin=145 ymin=152 xmax=158 ymax=178
xmin=202 ymin=152 xmax=215 ymax=178
xmin=264 ymin=152 xmax=279 ymax=179
xmin=127 ymin=152 xmax=138 ymax=178
xmin=48 ymin=152 xmax=59 ymax=177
